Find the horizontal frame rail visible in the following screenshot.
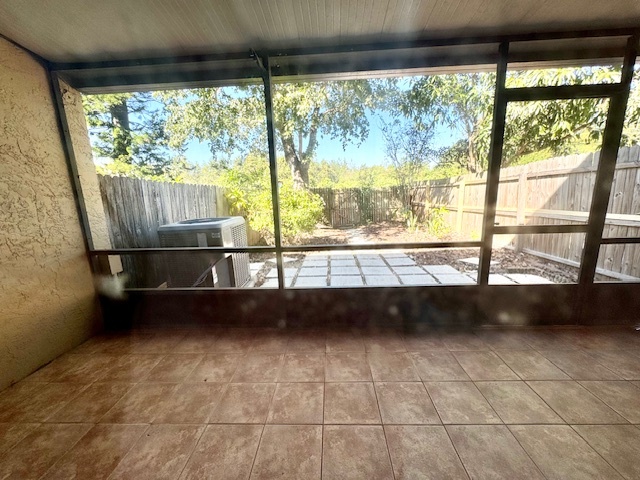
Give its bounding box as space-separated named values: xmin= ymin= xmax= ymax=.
xmin=505 ymin=83 xmax=625 ymax=102
xmin=493 ymin=224 xmax=588 ymax=234
xmin=600 ymin=237 xmax=640 ymax=244
xmin=89 ymin=241 xmax=483 ymax=256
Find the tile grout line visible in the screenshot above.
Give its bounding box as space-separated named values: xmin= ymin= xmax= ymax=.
xmin=503 ymin=424 xmax=551 ymax=480
xmin=102 ymin=423 xmax=152 ymax=480
xmin=370 ymin=376 xmax=396 ymax=480
xmin=568 ymin=423 xmax=633 ymax=479
xmin=174 ymin=423 xmax=207 ymax=480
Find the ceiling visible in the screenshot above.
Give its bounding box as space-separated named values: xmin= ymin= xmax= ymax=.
xmin=1 ymin=0 xmax=639 ymax=63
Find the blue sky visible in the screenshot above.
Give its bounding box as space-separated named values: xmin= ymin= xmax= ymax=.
xmin=183 ymin=110 xmax=462 ymax=167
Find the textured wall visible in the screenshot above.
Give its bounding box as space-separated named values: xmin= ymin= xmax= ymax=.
xmin=58 ymin=79 xmax=112 ymax=250
xmin=0 ymin=38 xmax=99 ymax=390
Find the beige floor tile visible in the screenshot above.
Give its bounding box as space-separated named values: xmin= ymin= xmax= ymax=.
xmin=23 ymin=355 xmax=78 ymax=382
xmin=70 ymin=334 xmax=124 ymax=355
xmin=453 ymin=351 xmax=519 ymax=380
xmin=385 ymin=426 xmax=468 ymax=480
xmin=528 ymin=380 xmax=627 ymax=424
xmin=250 ymin=425 xmax=322 ymax=480
xmin=510 ymin=425 xmax=624 ymax=480
xmin=579 ymin=381 xmax=640 ymax=423
xmin=473 ymin=331 xmax=533 ymax=350
xmin=109 ymin=424 xmax=203 ymax=480
xmin=447 ymin=425 xmax=544 ymax=479
xmin=587 ymin=350 xmax=640 ymax=380
xmin=96 ymin=354 xmax=164 ymax=382
xmin=325 ymin=353 xmax=372 ymax=381
xmin=210 ymin=383 xmax=276 ymax=423
xmin=279 ymin=353 xmax=325 ymax=381
xmin=410 ymin=351 xmax=470 ymax=381
xmin=143 ymin=354 xmax=203 ymax=382
xmin=286 ymin=331 xmax=326 ymax=352
xmin=186 ymin=354 xmax=241 ymax=382
xmin=250 ymin=331 xmax=290 ymax=353
xmin=375 ymin=382 xmax=440 ymax=424
xmin=41 ymin=424 xmax=147 ymax=480
xmin=442 ymin=333 xmax=488 ymax=351
xmin=0 ymin=423 xmax=39 ymax=459
xmin=213 ymin=330 xmax=255 ymax=353
xmin=425 ymin=382 xmax=501 ymax=424
xmin=363 ymin=332 xmax=407 ymax=352
xmin=0 ymin=382 xmax=41 ymax=415
xmin=324 ymin=382 xmax=381 ymax=424
xmin=267 ymin=383 xmax=324 ymax=424
xmin=0 ymin=423 xmax=91 ymax=479
xmin=179 ymin=425 xmax=262 ymax=480
xmin=476 ymin=381 xmax=563 ymax=424
xmin=47 ymin=382 xmax=133 ymax=423
xmin=325 ymin=331 xmax=365 ymax=352
xmin=232 ymin=354 xmax=284 ymax=382
xmin=153 ymin=383 xmax=225 ymax=424
xmin=573 ymin=425 xmax=640 ymax=480
xmin=402 ymin=333 xmax=447 ymax=351
xmin=172 ymin=334 xmax=217 ymax=353
xmin=520 ymin=331 xmax=581 ymax=351
xmin=496 ymin=350 xmax=570 ymax=380
xmin=538 ymin=350 xmax=622 ymax=380
xmin=0 ymin=383 xmax=86 ymax=422
xmin=27 ymin=354 xmax=114 ymax=383
xmin=368 ymin=353 xmax=420 ymax=381
xmin=322 ymin=425 xmax=394 ymax=480
xmin=100 ymin=383 xmax=179 ymax=423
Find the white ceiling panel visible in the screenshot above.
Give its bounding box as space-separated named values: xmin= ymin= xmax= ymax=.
xmin=0 ymin=0 xmax=638 ymax=62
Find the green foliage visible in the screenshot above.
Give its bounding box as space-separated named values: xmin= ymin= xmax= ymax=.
xmin=425 ymin=206 xmax=450 ymax=238
xmin=160 ymin=81 xmax=383 ymax=189
xmin=217 ymin=155 xmax=324 ymax=242
xmin=381 ymin=117 xmax=437 ymax=190
xmin=403 ymin=73 xmax=495 ymax=173
xmin=83 ymin=92 xmax=178 ymax=176
xmin=401 ymin=66 xmax=640 ymax=174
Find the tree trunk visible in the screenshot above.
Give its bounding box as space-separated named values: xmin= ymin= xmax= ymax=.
xmin=282 ymin=135 xmax=308 ymax=190
xmin=109 ymin=100 xmax=132 ymax=161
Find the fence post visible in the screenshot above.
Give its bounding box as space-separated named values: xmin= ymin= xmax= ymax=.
xmin=455 ymin=180 xmax=465 ymax=232
xmin=515 ymin=168 xmax=527 ymax=252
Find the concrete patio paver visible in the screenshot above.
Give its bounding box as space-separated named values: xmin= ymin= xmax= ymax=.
xmin=432 ymin=273 xmax=475 ymax=285
xmin=392 ymin=266 xmax=425 ymax=275
xmin=330 ymin=276 xmax=364 ymax=287
xmin=364 ymin=275 xmax=400 ymax=286
xmin=298 ymin=267 xmax=328 ymax=277
xmin=331 ymin=266 xmax=360 ymax=275
xmin=361 ymin=266 xmax=392 ymax=275
xmin=384 ymin=257 xmax=417 ymax=266
xmin=399 ymin=275 xmax=438 ymax=285
xmin=422 ymin=265 xmax=460 ymax=275
xmin=331 ymin=259 xmax=357 ymax=267
xmin=257 ymin=252 xmax=558 ymax=288
xmin=293 ymin=276 xmax=327 ymax=287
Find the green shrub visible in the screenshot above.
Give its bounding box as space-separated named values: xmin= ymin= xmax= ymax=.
xmin=221 ymin=155 xmax=324 ymax=243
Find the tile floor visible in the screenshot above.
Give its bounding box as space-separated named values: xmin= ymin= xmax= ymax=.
xmin=256 ymin=252 xmax=552 ymax=288
xmin=1 ymin=326 xmax=640 ymax=479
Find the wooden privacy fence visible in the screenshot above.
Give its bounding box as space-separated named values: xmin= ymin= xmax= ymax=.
xmin=99 ymin=175 xmax=229 ymax=286
xmin=410 ymin=146 xmax=640 ymax=279
xmin=312 ymin=186 xmax=409 ymax=227
xmin=312 ymin=146 xmax=640 ymax=279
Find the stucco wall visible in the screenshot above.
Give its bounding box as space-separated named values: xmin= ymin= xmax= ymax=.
xmin=0 ymin=38 xmax=99 ymax=390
